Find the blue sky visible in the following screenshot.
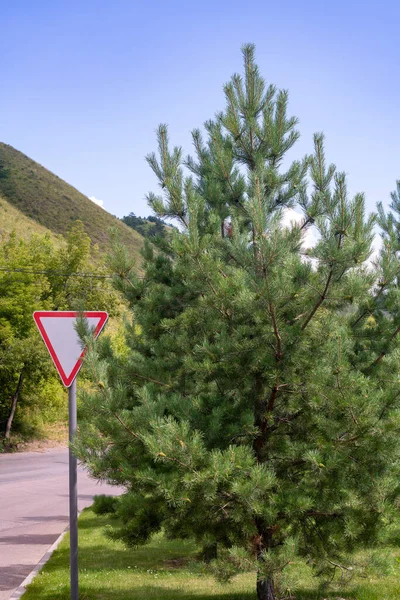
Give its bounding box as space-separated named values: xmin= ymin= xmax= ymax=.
xmin=1 ymin=0 xmax=400 ymax=219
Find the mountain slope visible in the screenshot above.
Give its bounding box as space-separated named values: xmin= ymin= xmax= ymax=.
xmin=0 ymin=193 xmax=64 ymax=246
xmin=0 ymin=143 xmax=144 ymax=258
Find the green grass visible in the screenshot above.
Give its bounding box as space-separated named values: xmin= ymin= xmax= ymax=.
xmin=22 ymin=508 xmax=400 ymax=600
xmin=22 ymin=509 xmax=252 ymax=600
xmin=0 ymin=142 xmax=144 ymax=258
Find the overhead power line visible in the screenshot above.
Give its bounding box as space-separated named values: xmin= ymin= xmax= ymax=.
xmin=0 ymin=266 xmax=145 ymax=281
xmin=0 ymin=267 xmax=114 ymax=279
xmin=0 ymin=279 xmax=120 ymax=293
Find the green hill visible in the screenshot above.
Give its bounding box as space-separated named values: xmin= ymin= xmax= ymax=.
xmin=0 ymin=193 xmax=64 ymax=246
xmin=0 ymin=142 xmax=144 ymax=258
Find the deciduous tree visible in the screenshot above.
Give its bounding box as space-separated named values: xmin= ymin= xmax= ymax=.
xmin=0 ymin=222 xmax=119 ymax=441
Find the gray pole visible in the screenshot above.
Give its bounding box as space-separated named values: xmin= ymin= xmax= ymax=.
xmin=68 ymin=379 xmax=78 ymax=600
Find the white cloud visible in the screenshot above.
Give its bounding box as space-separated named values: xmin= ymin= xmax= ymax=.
xmin=370 ymin=230 xmax=383 ymax=261
xmin=281 ymin=208 xmax=319 ymax=249
xmin=366 ymin=229 xmax=383 ymax=271
xmin=281 ymin=208 xmax=383 ymax=270
xmin=89 ymin=196 xmax=105 ymax=209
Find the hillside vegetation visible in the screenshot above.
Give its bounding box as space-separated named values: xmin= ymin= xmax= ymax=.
xmin=0 ymin=142 xmax=144 ymax=258
xmin=0 ymin=193 xmax=64 ymax=246
xmin=122 ymin=212 xmax=176 ymax=240
xmin=0 ymin=142 xmax=144 ymax=445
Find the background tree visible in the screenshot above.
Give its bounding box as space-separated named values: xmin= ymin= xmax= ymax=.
xmin=75 ymin=46 xmax=400 ymax=600
xmin=0 ymin=221 xmax=119 ymax=442
xmin=121 ymin=212 xmax=174 ymax=241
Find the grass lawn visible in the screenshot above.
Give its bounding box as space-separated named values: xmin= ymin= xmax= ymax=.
xmin=22 ymin=508 xmax=400 ymax=600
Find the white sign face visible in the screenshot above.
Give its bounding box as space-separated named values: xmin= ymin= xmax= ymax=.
xmin=33 ymin=311 xmax=108 ymax=387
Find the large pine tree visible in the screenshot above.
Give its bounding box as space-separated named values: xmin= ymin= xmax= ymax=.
xmin=76 ymin=46 xmax=400 ymax=599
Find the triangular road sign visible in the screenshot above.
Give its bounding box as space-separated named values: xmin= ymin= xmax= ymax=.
xmin=33 ymin=311 xmax=108 ymax=387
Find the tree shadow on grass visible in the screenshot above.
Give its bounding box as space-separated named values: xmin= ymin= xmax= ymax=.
xmin=77 ymin=514 xmax=115 ymax=530
xmin=25 ymin=581 xmax=257 ymax=600
xmin=26 ymin=514 xmax=362 ymax=600
xmin=294 ymin=589 xmax=358 ymax=599
xmin=44 ymin=543 xmax=199 ymax=573
xmin=27 ymin=546 xmax=361 ymax=600
xmin=24 ymin=581 xmax=363 ymax=600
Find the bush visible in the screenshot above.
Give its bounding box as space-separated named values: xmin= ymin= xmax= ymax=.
xmin=92 ymin=494 xmax=120 ymax=515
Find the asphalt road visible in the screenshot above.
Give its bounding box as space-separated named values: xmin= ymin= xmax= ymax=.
xmin=0 ymin=448 xmax=122 ymax=600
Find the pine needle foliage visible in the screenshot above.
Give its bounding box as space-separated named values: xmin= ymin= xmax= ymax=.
xmin=75 ymin=46 xmax=400 ymax=600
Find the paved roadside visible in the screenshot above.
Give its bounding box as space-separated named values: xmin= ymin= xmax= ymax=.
xmin=0 ymin=448 xmax=122 ymax=600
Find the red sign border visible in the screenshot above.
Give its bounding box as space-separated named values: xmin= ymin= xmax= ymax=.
xmin=33 ymin=311 xmax=108 ymax=387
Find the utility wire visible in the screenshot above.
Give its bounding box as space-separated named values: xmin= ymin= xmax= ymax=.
xmin=0 ymin=267 xmax=114 ymax=279
xmin=0 ymin=279 xmax=119 ymax=292
xmin=0 ymin=267 xmax=144 ymax=280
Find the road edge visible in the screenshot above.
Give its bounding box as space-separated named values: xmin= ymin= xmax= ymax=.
xmin=9 ymin=526 xmax=68 ymax=599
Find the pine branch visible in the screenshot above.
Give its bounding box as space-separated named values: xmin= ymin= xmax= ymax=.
xmin=253 ymin=374 xmax=267 ymax=460
xmin=377 ymin=390 xmax=400 ymax=421
xmin=269 ymin=300 xmax=283 ymax=360
xmin=307 ymin=511 xmax=342 ymax=518
xmin=366 ymin=322 xmax=400 ymax=370
xmin=162 ymin=454 xmax=197 ymax=473
xmin=267 ymin=379 xmax=279 ymax=412
xmin=326 ymin=559 xmax=353 ymax=572
xmin=351 ymin=309 xmax=370 ymax=329
xmin=351 ymin=284 xmax=387 ymax=328
xmin=213 ymin=138 xmax=238 ymax=201
xmin=270 ymin=409 xmax=303 ymax=429
xmin=289 ymin=311 xmax=308 ymax=324
xmin=300 ymin=216 xmax=314 ymax=231
xmin=260 ymin=251 xmax=284 ymax=361
xmin=301 ymin=268 xmax=333 ymax=331
xmin=112 ymin=412 xmax=142 ymax=442
xmin=195 ymin=257 xmax=232 ymax=319
xmin=131 ymin=372 xmax=171 ymax=388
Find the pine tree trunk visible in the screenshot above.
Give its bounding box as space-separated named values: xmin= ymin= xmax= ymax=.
xmin=201 ymin=542 xmax=218 ymax=563
xmin=5 ymin=371 xmax=24 ymax=439
xmin=255 ymin=519 xmax=276 ymax=600
xmin=257 ymin=576 xmax=275 ymax=600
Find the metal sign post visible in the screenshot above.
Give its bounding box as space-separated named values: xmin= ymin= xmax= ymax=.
xmin=33 ymin=311 xmax=108 ymax=600
xmin=69 ymin=379 xmax=78 ymax=600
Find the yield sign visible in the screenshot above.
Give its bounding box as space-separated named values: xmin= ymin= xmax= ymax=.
xmin=33 ymin=311 xmax=108 ymax=387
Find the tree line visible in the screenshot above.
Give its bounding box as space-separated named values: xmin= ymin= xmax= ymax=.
xmin=0 ymin=221 xmax=120 ymax=445
xmin=121 ymin=212 xmax=175 ymax=240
